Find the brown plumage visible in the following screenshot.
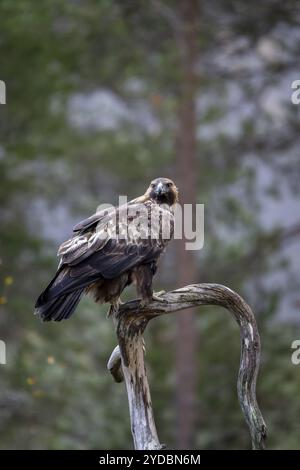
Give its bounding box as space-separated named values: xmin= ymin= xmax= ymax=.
xmin=35 ymin=178 xmax=178 ymax=321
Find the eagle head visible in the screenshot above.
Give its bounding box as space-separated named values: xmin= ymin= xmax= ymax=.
xmin=146 ymin=177 xmax=178 ymax=206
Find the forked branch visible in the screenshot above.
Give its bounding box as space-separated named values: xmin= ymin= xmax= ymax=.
xmin=107 ymin=283 xmax=267 ymax=450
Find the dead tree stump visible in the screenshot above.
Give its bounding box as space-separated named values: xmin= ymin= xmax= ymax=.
xmin=107 ymin=283 xmax=267 ymax=450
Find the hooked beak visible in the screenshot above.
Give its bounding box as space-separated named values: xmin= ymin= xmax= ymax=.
xmin=155 ymin=182 xmax=165 ymax=195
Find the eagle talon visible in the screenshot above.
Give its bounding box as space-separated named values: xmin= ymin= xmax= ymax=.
xmin=152 ymin=290 xmax=167 ymax=302
xmin=107 ymin=304 xmax=117 ymax=318
xmin=107 ymin=299 xmax=123 ymax=318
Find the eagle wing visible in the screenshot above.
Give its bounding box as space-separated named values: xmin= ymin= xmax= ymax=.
xmin=72 ymin=205 xmax=115 ymax=233
xmin=44 ymin=200 xmax=174 ymax=299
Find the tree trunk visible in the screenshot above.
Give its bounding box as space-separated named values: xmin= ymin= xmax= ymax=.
xmin=175 ymin=0 xmax=199 ymax=449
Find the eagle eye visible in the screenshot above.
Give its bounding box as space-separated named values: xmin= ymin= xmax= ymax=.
xmin=166 ymin=182 xmax=172 ymax=188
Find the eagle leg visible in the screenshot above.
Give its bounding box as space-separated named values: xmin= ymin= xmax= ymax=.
xmin=134 ymin=264 xmax=155 ymax=307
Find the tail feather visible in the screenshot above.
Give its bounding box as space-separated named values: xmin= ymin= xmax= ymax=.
xmin=34 ymin=265 xmax=97 ymax=322
xmin=36 ymin=268 xmax=91 ymax=305
xmin=35 ymin=288 xmax=84 ymax=322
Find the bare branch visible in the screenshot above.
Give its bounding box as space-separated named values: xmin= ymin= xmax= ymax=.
xmin=107 ymin=345 xmax=123 ymax=383
xmin=109 ymin=283 xmax=267 ymax=450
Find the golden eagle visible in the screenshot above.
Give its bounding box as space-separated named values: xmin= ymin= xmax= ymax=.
xmin=35 ymin=178 xmax=178 ymax=321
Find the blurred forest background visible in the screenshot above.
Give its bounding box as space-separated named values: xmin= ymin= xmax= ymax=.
xmin=1 ymin=0 xmax=300 ymax=450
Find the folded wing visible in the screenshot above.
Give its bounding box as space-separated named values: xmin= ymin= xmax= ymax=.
xmin=36 ymin=200 xmax=174 ymax=308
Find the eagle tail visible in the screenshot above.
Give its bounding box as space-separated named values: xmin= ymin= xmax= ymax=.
xmin=35 ymin=288 xmax=84 ymax=321
xmin=34 ymin=267 xmax=99 ymax=321
xmin=35 ymin=267 xmax=88 ymax=321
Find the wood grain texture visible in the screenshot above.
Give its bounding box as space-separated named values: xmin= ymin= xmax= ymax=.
xmin=107 ymin=283 xmax=267 ymax=450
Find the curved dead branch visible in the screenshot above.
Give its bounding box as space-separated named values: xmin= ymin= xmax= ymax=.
xmin=107 ymin=283 xmax=267 ymax=450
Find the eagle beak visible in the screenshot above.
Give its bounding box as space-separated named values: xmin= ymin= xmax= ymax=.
xmin=155 ymin=182 xmax=165 ymax=195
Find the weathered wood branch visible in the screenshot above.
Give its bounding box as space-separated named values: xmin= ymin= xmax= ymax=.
xmin=107 ymin=283 xmax=267 ymax=450
xmin=107 ymin=345 xmax=123 ymax=383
